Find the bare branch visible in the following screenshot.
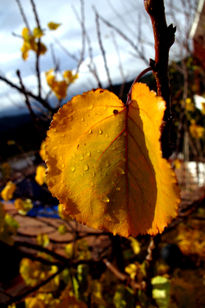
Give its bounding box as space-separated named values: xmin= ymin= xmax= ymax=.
xmin=98 ymin=12 xmax=149 ymax=65
xmin=95 ymin=11 xmax=112 ymax=88
xmin=15 ymin=0 xmax=31 ymax=33
xmin=16 ymin=70 xmax=37 ymax=120
xmin=0 ymin=74 xmax=55 ymax=112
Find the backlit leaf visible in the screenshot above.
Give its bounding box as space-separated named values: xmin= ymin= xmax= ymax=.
xmin=47 ymin=22 xmax=61 ymax=30
xmin=45 ymin=83 xmax=180 ymax=237
xmin=1 ymin=181 xmax=16 ymax=201
xmin=35 ymin=165 xmax=46 ymax=186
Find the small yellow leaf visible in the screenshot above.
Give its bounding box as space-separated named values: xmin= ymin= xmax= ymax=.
xmin=58 ymin=224 xmax=67 ymax=234
xmin=1 ymin=181 xmax=16 ymax=201
xmin=22 ymin=27 xmax=30 ymax=40
xmin=125 ymin=263 xmax=137 ymax=279
xmin=36 ymin=233 xmax=50 ymax=247
xmin=129 ymin=236 xmax=140 ymax=254
xmin=39 ymin=140 xmax=46 ymax=162
xmin=14 ymin=198 xmax=33 ymax=215
xmin=35 ymin=165 xmax=46 ymax=186
xmin=45 ymin=83 xmax=180 ymax=237
xmin=52 ymin=80 xmax=68 ymax=100
xmin=45 ymin=70 xmax=68 ymax=100
xmin=189 ymin=121 xmax=204 ymax=139
xmin=63 ymin=70 xmax=78 ymax=84
xmin=33 ymin=27 xmax=44 ymax=38
xmin=47 ymin=21 xmax=61 ymax=30
xmin=173 ymin=159 xmax=181 ymax=170
xmin=201 ymin=102 xmax=205 ymax=115
xmin=65 ymin=243 xmax=73 ymax=257
xmin=21 ymin=41 xmax=30 ymax=60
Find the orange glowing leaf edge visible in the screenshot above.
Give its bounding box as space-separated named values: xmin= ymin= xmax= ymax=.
xmin=45 ymin=83 xmax=180 ymax=237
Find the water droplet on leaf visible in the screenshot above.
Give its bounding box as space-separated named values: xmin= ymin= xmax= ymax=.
xmin=103 ymin=196 xmax=110 ymax=203
xmin=84 ymin=164 xmax=89 ymax=171
xmin=99 ymin=129 xmax=103 ymax=135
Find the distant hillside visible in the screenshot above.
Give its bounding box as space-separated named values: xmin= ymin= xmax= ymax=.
xmin=0 ymin=113 xmax=48 ymax=161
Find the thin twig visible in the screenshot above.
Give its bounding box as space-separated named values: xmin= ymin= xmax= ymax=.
xmin=16 ymin=70 xmax=36 ymax=120
xmin=0 ymin=74 xmax=54 ymax=112
xmin=14 ymin=241 xmax=68 ymax=263
xmin=6 ymin=265 xmax=64 ymax=305
xmin=103 ymin=258 xmax=145 ymax=290
xmin=30 ymin=0 xmax=42 ymax=97
xmin=98 ymin=12 xmax=149 ymax=65
xmin=72 ymin=0 xmax=86 ymax=74
xmin=15 ymin=0 xmax=31 ymax=33
xmin=95 ymin=10 xmax=112 ymax=88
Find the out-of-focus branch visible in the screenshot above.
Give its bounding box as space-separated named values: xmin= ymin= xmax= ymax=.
xmin=98 ymin=12 xmax=149 ymax=65
xmin=72 ymin=0 xmax=86 ymax=73
xmin=16 ymin=70 xmax=36 ymax=121
xmin=95 ymin=11 xmax=112 ymax=88
xmin=103 ymin=258 xmax=145 ymax=290
xmin=6 ymin=265 xmax=65 ymax=306
xmin=15 ymin=0 xmax=31 ymax=33
xmin=30 ymin=0 xmax=42 ymax=97
xmin=0 ymin=75 xmax=55 ymax=112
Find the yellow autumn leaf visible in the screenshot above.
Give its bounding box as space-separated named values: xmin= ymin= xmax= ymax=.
xmin=14 ymin=198 xmax=33 ymax=215
xmin=22 ymin=27 xmax=30 ymax=40
xmin=1 ymin=181 xmax=16 ymax=201
xmin=33 ymin=27 xmax=44 ymax=38
xmin=173 ymin=159 xmax=181 ymax=170
xmin=185 ymin=97 xmax=195 ymax=111
xmin=52 ymin=80 xmax=68 ymax=100
xmin=45 ymin=70 xmax=68 ymax=100
xmin=36 ymin=233 xmax=50 ymax=247
xmin=39 ymin=140 xmax=47 ymax=161
xmin=21 ymin=41 xmax=30 ymax=60
xmin=129 ymin=236 xmax=140 ymax=254
xmin=201 ymin=102 xmax=205 ymax=115
xmin=47 ymin=21 xmax=61 ymax=30
xmin=45 ymin=83 xmax=180 ymax=237
xmin=125 ymin=263 xmax=138 ymax=279
xmin=189 ymin=121 xmax=204 ymax=139
xmin=63 ymin=70 xmax=78 ymax=84
xmin=35 ymin=165 xmax=46 ymax=186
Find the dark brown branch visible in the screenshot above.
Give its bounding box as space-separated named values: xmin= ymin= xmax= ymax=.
xmin=144 ymin=0 xmax=175 ymax=107
xmin=14 ymin=241 xmax=68 ymax=263
xmin=103 ymin=258 xmax=145 ymax=290
xmin=16 ymin=70 xmax=36 ymax=120
xmin=72 ymin=0 xmax=86 ymax=73
xmin=0 ymin=75 xmax=55 ymax=112
xmin=144 ymin=0 xmax=176 ymax=158
xmin=30 ymin=0 xmax=41 ymax=29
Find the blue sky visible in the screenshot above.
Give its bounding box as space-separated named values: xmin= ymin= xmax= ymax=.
xmin=0 ymin=0 xmax=196 ymax=116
